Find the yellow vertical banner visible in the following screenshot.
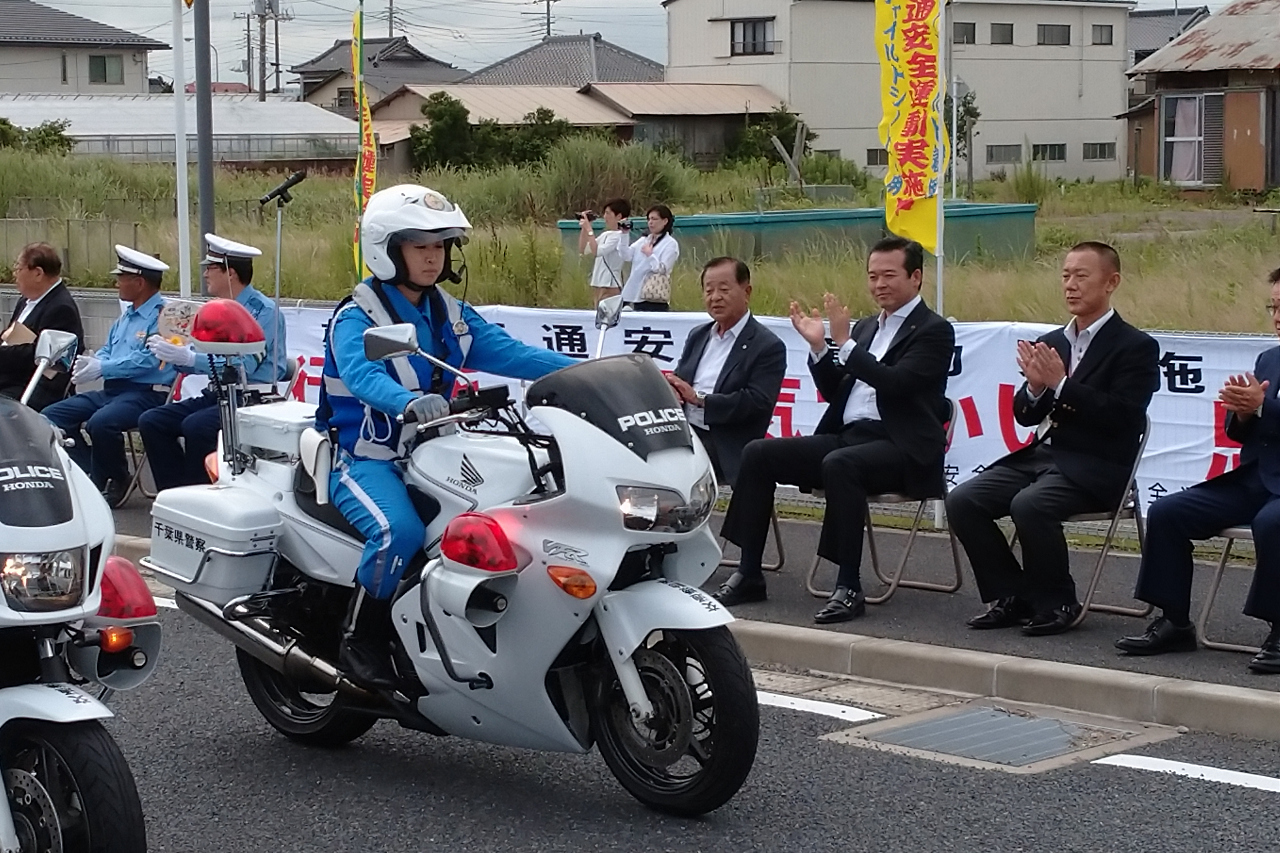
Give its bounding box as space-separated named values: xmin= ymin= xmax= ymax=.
xmin=352 ymin=7 xmax=376 ymax=277
xmin=877 ymin=0 xmax=949 ymax=254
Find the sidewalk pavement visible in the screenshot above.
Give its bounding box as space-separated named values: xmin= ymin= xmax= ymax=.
xmin=110 ymin=505 xmax=1280 ymax=740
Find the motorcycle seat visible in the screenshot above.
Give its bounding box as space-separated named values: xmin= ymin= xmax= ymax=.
xmin=294 ymin=466 xmax=366 ymax=543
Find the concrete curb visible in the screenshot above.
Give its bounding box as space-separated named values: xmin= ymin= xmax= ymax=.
xmin=112 ymin=534 xmax=151 ymax=570
xmin=730 ymin=619 xmax=1280 ymax=742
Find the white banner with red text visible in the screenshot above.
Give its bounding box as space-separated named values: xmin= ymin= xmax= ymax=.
xmin=184 ymin=304 xmax=1272 ymax=512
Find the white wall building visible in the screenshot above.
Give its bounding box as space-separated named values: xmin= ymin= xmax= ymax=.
xmin=664 ymin=0 xmax=1133 ymax=180
xmin=0 ymin=0 xmax=168 ymax=95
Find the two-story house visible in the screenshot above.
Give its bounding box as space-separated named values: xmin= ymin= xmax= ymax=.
xmin=0 ymin=0 xmax=168 ymax=94
xmin=291 ymin=36 xmax=467 ymax=118
xmin=664 ymin=0 xmax=1132 ymax=181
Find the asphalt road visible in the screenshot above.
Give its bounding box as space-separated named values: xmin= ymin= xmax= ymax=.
xmin=114 ymin=499 xmax=1280 ymax=690
xmin=107 ymin=609 xmax=1280 ymax=853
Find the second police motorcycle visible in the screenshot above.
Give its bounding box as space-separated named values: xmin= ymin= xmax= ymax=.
xmin=144 ymin=231 xmax=760 ymax=816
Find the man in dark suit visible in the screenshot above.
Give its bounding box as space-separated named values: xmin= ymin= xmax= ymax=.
xmin=714 ymin=236 xmax=955 ymax=624
xmin=947 ymin=241 xmax=1159 ymax=636
xmin=0 ymin=242 xmax=84 ymax=411
xmin=1115 ymin=268 xmax=1280 ymax=672
xmin=666 ymin=257 xmax=786 ymax=487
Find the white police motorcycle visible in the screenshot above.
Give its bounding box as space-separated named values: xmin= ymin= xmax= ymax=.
xmin=0 ymin=330 xmax=162 ymax=853
xmin=144 ymin=296 xmax=759 ymax=816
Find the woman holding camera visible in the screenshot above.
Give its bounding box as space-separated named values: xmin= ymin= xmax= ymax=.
xmin=577 ymin=198 xmax=631 ymax=306
xmin=619 ymin=204 xmax=679 ymax=312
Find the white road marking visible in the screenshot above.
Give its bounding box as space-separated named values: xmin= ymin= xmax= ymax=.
xmin=757 ymin=690 xmax=883 ymax=723
xmin=1094 ymin=754 xmax=1280 ymax=792
xmin=155 ymin=597 xmax=178 ymax=610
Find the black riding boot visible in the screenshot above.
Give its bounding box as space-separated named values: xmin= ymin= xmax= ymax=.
xmin=338 ymin=587 xmax=398 ymax=691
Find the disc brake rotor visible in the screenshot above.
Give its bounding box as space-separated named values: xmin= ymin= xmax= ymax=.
xmin=6 ymin=768 xmax=63 ymax=853
xmin=609 ymin=648 xmax=695 ymax=769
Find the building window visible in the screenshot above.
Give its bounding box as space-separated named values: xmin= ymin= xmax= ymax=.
xmin=954 ymin=22 xmax=976 ymax=44
xmin=88 ymin=54 xmax=124 ymax=85
xmin=987 ymin=144 xmax=1022 ymax=164
xmin=1083 ymin=142 xmax=1116 ymax=161
xmin=991 ymin=23 xmax=1014 ymax=44
xmin=1091 ymin=24 xmax=1113 ymax=45
xmin=867 ymin=148 xmax=889 ymax=167
xmin=1162 ymin=93 xmax=1224 ymax=185
xmin=1032 ymin=143 xmax=1067 ymax=162
xmin=60 ymin=54 xmax=68 ymax=84
xmin=1037 ymin=24 xmax=1071 ymax=45
xmin=336 ymin=87 xmax=356 ymax=112
xmin=731 ymin=19 xmax=776 ymax=56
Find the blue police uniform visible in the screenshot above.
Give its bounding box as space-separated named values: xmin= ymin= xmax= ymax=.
xmin=137 ymin=283 xmax=288 ymax=491
xmin=317 ymin=279 xmax=574 ymax=599
xmin=44 ymin=291 xmax=177 ymax=489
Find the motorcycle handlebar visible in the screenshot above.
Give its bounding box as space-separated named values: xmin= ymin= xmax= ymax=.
xmin=396 ymin=393 xmax=489 ymax=425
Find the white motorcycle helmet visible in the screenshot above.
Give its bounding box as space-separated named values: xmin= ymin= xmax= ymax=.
xmin=360 ymin=184 xmax=472 ymax=286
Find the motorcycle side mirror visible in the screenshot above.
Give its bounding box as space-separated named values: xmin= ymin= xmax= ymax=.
xmin=595 ymin=294 xmax=624 ymax=330
xmin=34 ymin=329 xmax=78 ymax=367
xmin=364 ymin=324 xmax=420 ymax=361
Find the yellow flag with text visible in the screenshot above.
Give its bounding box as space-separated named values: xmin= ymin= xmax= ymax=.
xmin=876 ymin=0 xmax=949 ymax=254
xmin=352 ymin=9 xmax=377 ymax=278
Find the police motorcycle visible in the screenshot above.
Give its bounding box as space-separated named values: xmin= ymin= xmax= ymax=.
xmin=0 ymin=330 xmax=162 ymax=853
xmin=144 ymin=294 xmax=760 ymax=816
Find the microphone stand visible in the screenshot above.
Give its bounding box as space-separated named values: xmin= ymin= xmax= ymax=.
xmin=259 ymin=170 xmax=305 ymax=397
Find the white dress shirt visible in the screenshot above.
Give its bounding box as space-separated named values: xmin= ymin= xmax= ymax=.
xmin=809 ymin=294 xmax=922 ymax=425
xmin=619 ymin=234 xmax=680 ymax=304
xmin=1028 ymin=308 xmax=1115 ymax=403
xmin=686 ymin=311 xmax=751 ymax=430
xmin=16 ymin=280 xmax=59 ymax=325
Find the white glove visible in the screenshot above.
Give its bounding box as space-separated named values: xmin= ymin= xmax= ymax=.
xmin=71 ymin=354 xmax=102 ymax=384
xmin=147 ymin=335 xmax=196 ymax=368
xmin=404 ymin=394 xmax=450 ymax=423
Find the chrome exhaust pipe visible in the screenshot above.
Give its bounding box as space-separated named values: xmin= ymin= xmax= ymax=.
xmin=175 ymin=592 xmax=371 ymax=697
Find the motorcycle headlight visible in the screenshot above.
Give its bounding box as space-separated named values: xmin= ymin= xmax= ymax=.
xmin=1 ymin=550 xmax=85 ymax=612
xmin=617 ymin=469 xmax=717 ymax=534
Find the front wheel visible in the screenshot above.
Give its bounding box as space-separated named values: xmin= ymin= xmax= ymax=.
xmin=237 ymin=649 xmax=378 ymax=747
xmin=0 ymin=719 xmax=147 ymax=853
xmin=591 ymin=626 xmax=759 ymax=816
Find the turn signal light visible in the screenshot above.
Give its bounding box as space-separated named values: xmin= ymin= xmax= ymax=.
xmin=548 ymin=565 xmax=597 ymax=600
xmin=99 ymin=626 xmax=134 ymax=654
xmin=441 ymin=513 xmax=519 ymax=573
xmin=98 ymin=556 xmax=158 ymax=620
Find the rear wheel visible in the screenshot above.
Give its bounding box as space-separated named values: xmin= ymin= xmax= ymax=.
xmin=1 ymin=719 xmax=147 ymax=853
xmin=237 ymin=649 xmax=377 ymax=747
xmin=590 ymin=626 xmax=759 ymax=816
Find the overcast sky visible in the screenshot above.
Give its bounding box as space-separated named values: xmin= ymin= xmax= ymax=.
xmin=41 ymin=0 xmax=1233 ymax=85
xmin=38 ymin=0 xmax=667 ymax=83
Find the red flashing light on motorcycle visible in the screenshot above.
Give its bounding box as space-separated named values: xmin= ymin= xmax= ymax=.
xmin=441 ymin=513 xmax=519 ymax=573
xmin=98 ymin=556 xmax=158 ymax=620
xmin=191 ymin=298 xmax=265 ymax=345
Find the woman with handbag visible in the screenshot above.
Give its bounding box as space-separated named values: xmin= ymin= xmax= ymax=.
xmin=619 ymin=204 xmax=679 ymax=312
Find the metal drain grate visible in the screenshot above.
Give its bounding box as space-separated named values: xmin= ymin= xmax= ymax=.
xmin=824 ymin=701 xmax=1179 ymax=774
xmin=865 ymin=706 xmax=1120 ymax=767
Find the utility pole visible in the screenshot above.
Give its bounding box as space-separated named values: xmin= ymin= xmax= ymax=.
xmin=234 ymin=12 xmax=253 ymax=91
xmin=388 ymin=0 xmax=394 ymax=37
xmin=256 ymin=0 xmax=267 ymax=102
xmin=193 ymin=0 xmax=215 ymax=295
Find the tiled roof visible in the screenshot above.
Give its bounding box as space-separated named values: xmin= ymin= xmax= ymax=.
xmin=463 ymin=34 xmax=662 ymax=87
xmin=291 ymin=36 xmax=464 ymax=80
xmin=0 ymin=0 xmax=168 ymax=49
xmin=1127 ymin=6 xmax=1210 ymax=54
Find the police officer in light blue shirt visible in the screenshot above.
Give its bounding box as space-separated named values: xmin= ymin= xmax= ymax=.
xmin=44 ymin=245 xmax=178 ymax=508
xmin=137 ymin=234 xmax=290 ymax=493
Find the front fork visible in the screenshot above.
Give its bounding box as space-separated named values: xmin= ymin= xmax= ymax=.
xmin=612 ymin=654 xmax=656 ymax=724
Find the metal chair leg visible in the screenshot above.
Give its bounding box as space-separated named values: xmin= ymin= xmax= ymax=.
xmin=1075 ymin=501 xmax=1152 ymax=627
xmin=1196 ymin=536 xmax=1258 ymax=654
xmin=719 ymin=508 xmax=785 ymax=572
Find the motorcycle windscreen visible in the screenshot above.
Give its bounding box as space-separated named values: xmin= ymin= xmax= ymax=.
xmin=0 ymin=398 xmax=74 ymax=527
xmin=525 ymin=354 xmax=693 ymax=461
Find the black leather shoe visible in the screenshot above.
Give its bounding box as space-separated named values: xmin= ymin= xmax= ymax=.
xmin=339 ymin=590 xmax=398 ymax=691
xmin=101 ymin=479 xmax=128 ymax=510
xmin=1115 ymin=616 xmax=1198 ymax=656
xmin=712 ymin=572 xmax=767 ymax=606
xmin=1022 ymin=602 xmax=1083 ymax=636
xmin=814 ymin=587 xmax=866 ymax=624
xmin=967 ymin=597 xmax=1034 ymax=630
xmin=1248 ymin=629 xmax=1280 ymax=674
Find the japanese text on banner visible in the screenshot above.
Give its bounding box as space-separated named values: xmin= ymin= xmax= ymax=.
xmin=877 ymin=0 xmax=949 ymax=253
xmin=351 ymin=9 xmax=377 ymax=278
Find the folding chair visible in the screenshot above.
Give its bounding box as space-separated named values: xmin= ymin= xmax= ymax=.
xmin=806 ymin=400 xmax=964 ymax=604
xmin=718 ymin=490 xmax=785 ymax=573
xmin=1008 ymin=415 xmax=1152 ymax=628
xmin=1195 ymin=527 xmax=1257 ymax=653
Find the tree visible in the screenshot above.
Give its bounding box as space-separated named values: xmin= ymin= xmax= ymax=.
xmin=0 ymin=117 xmax=73 ymax=154
xmin=943 ymin=89 xmax=980 ymax=163
xmin=410 ymin=92 xmax=475 ymax=169
xmin=409 ymin=93 xmax=598 ymax=171
xmin=723 ymin=105 xmax=818 ymax=165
